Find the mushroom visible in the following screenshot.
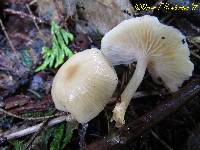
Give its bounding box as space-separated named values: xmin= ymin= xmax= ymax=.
xmin=51 ymin=48 xmax=118 ymax=123
xmin=101 ymin=15 xmax=194 ymax=127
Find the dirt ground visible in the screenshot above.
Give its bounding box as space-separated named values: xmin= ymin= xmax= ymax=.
xmin=0 ymin=0 xmax=200 ymax=150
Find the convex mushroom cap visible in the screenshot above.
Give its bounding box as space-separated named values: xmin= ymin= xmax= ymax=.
xmin=101 ymin=15 xmax=194 ymax=127
xmin=51 ymin=48 xmax=118 ymax=123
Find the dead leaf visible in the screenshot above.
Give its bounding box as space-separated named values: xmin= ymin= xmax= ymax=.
xmin=76 ymin=0 xmax=131 ymax=34
xmin=5 ymin=95 xmax=30 ymax=110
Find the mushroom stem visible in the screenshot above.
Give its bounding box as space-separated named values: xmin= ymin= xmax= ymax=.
xmin=112 ymin=58 xmax=148 ymax=127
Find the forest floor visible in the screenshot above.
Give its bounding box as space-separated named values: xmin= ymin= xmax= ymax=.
xmin=0 ymin=0 xmax=200 ymax=150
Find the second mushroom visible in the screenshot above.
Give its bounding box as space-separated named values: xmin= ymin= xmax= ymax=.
xmin=51 ymin=48 xmax=118 ymax=123
xmin=101 ymin=15 xmax=194 ymax=127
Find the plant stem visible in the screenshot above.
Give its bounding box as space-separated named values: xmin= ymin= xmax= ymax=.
xmin=112 ymin=58 xmax=148 ymax=127
xmin=0 ymin=115 xmax=75 ymax=142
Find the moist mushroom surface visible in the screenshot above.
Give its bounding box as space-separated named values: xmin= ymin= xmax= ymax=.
xmin=51 ymin=48 xmax=118 ymax=123
xmin=101 ymin=15 xmax=194 ymax=127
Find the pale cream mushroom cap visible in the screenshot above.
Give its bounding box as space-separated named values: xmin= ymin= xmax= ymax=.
xmin=51 ymin=48 xmax=118 ymax=123
xmin=101 ymin=15 xmax=194 ymax=91
xmin=101 ymin=15 xmax=194 ymax=127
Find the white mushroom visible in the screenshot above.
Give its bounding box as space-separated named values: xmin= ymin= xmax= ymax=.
xmin=101 ymin=15 xmax=194 ymax=127
xmin=51 ymin=48 xmax=118 ymax=123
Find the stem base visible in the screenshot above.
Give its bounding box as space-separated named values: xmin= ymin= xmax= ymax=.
xmin=112 ymin=101 xmax=126 ymax=127
xmin=112 ymin=58 xmax=148 ymax=127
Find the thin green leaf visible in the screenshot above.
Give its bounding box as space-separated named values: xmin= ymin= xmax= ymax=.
xmin=42 ymin=47 xmax=51 ymax=54
xmin=51 ymin=21 xmax=59 ymax=35
xmin=61 ymin=122 xmax=77 ymax=149
xmin=9 ymin=140 xmax=23 ymax=150
xmin=50 ymin=124 xmax=65 ymax=150
xmin=64 ymin=46 xmax=73 ymax=58
xmin=53 ymin=38 xmax=63 ymax=68
xmin=61 ymin=29 xmax=74 ymax=42
xmin=41 ymin=127 xmax=55 ymax=150
xmin=42 ymin=47 xmax=52 ymax=59
xmin=55 ymin=32 xmax=65 ymax=65
xmin=35 ymin=56 xmax=51 ymax=72
xmin=49 ymin=54 xmax=55 ymax=68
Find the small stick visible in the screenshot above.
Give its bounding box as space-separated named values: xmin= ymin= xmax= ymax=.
xmin=53 ymin=0 xmax=64 ymax=21
xmin=0 ymin=18 xmax=16 ymax=53
xmin=25 ymin=4 xmax=48 ymax=44
xmin=27 ymin=89 xmax=41 ymax=99
xmin=24 ymin=120 xmax=46 ymax=150
xmin=25 ymin=4 xmax=40 ymax=31
xmin=4 ymin=8 xmax=45 ymax=24
xmin=0 ymin=108 xmax=62 ymax=121
xmin=133 ymin=91 xmax=162 ymax=98
xmin=87 ymin=80 xmax=200 ymax=150
xmin=151 ymin=130 xmax=173 ymax=150
xmin=1 ymin=115 xmax=75 ymax=141
xmin=24 ymin=111 xmax=56 ymax=150
xmin=29 ymin=0 xmax=37 ymax=5
xmin=0 ymin=18 xmax=20 ymax=62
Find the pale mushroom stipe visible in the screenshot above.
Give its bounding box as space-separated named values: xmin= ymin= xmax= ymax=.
xmin=51 ymin=48 xmax=118 ymax=123
xmin=101 ymin=15 xmax=194 ymax=127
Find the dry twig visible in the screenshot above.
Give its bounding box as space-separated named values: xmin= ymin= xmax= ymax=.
xmin=87 ymin=80 xmax=200 ymax=150
xmin=0 ymin=115 xmax=75 ymax=143
xmin=0 ymin=108 xmax=62 ymax=121
xmin=24 ymin=111 xmax=57 ymax=150
xmin=26 ymin=4 xmax=40 ymax=32
xmin=0 ymin=18 xmax=20 ymax=62
xmin=150 ymin=130 xmax=173 ymax=150
xmin=4 ymin=8 xmax=45 ymax=23
xmin=25 ymin=4 xmax=49 ymax=44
